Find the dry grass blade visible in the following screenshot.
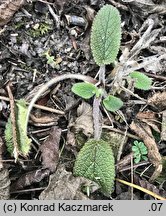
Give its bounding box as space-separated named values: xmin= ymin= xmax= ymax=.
xmin=130 ymin=121 xmax=162 ymax=182
xmin=134 ymin=174 xmax=166 ymax=199
xmin=116 ymin=178 xmax=166 ymax=200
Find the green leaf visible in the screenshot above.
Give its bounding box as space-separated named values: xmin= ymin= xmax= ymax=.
xmin=132 ymin=146 xmax=139 ymax=153
xmin=133 ymin=140 xmax=139 ymax=146
xmin=129 ymin=71 xmax=152 ymax=90
xmin=142 ymin=155 xmax=148 ymax=161
xmin=72 ymin=82 xmax=98 ymax=99
xmin=5 ymin=99 xmax=31 ymax=157
xmin=134 ymin=156 xmax=141 ymax=164
xmin=90 ymin=4 xmax=121 ymax=65
xmin=16 ymin=100 xmax=31 ymax=155
xmin=74 ymin=139 xmax=115 ymax=195
xmin=103 ymin=95 xmax=123 ymax=112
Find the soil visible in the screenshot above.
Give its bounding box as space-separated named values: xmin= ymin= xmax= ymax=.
xmin=0 ymin=0 xmax=166 ymax=200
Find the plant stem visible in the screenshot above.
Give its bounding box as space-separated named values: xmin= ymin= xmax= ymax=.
xmin=98 ymin=65 xmax=106 ymax=87
xmin=25 ymin=74 xmax=97 ymax=133
xmin=93 ymin=96 xmax=102 ymax=140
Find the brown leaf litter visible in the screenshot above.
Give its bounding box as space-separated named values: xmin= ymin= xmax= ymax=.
xmin=70 ymin=101 xmax=94 ymax=137
xmin=136 ymin=111 xmax=160 ymax=133
xmin=130 ymin=120 xmax=162 ymax=182
xmin=0 ymin=169 xmax=10 ymax=200
xmin=39 ymin=165 xmax=93 ymax=200
xmin=10 ymin=169 xmax=50 ymax=191
xmin=148 ymin=91 xmax=166 ymax=111
xmin=0 ymin=0 xmax=25 ymax=26
xmin=40 ymin=126 xmax=61 ymax=172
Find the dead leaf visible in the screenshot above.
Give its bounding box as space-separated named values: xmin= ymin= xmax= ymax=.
xmin=40 ymin=126 xmax=61 ymax=172
xmin=130 ymin=121 xmax=162 ymax=182
xmin=0 ymin=0 xmax=25 ymax=26
xmin=66 ymin=130 xmax=76 ymax=147
xmin=102 ymin=131 xmax=128 ymax=160
xmin=161 ymin=110 xmax=166 ymax=141
xmin=39 ymin=165 xmax=92 ymax=200
xmin=10 ymin=169 xmax=50 ymax=191
xmin=0 ymin=169 xmax=10 ymax=200
xmin=30 ymin=113 xmax=59 ymax=125
xmin=74 ymin=101 xmax=93 ymax=137
xmin=134 ymin=174 xmax=166 ymax=199
xmin=122 ymin=0 xmax=166 ymax=16
xmin=136 ymin=111 xmax=160 ymax=133
xmin=148 ymin=91 xmax=166 ymax=111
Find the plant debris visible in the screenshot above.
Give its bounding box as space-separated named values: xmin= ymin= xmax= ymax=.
xmin=40 ymin=126 xmax=61 ymax=172
xmin=130 ymin=120 xmax=162 ymax=182
xmin=39 ymin=165 xmax=91 ymax=200
xmin=0 ymin=169 xmax=10 ymax=200
xmin=0 ymin=0 xmax=166 ymax=200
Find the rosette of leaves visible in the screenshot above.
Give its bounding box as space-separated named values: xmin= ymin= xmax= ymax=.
xmin=90 ymin=4 xmax=121 ymax=65
xmin=5 ymin=99 xmax=31 ymax=157
xmin=74 ymin=139 xmax=115 ymax=195
xmin=132 ymin=141 xmax=148 ymax=164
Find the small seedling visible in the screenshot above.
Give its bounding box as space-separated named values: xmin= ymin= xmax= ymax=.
xmin=43 ymin=50 xmax=61 ymax=69
xmin=23 ymin=4 xmax=152 ymax=196
xmin=29 ymin=22 xmax=52 ymax=37
xmin=132 ymin=140 xmax=148 ymax=164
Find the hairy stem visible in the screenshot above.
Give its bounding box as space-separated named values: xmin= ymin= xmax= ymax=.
xmin=93 ymin=96 xmax=102 ymax=140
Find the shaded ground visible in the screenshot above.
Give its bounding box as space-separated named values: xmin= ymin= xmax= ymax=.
xmin=0 ymin=0 xmax=166 ymax=200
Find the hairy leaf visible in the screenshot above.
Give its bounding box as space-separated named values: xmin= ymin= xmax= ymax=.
xmin=103 ymin=95 xmax=123 ymax=112
xmin=130 ymin=71 xmax=152 ymax=90
xmin=91 ymin=4 xmax=121 ymax=65
xmin=74 ymin=139 xmax=115 ymax=195
xmin=72 ymin=82 xmax=98 ymax=99
xmin=5 ymin=99 xmax=31 ymax=156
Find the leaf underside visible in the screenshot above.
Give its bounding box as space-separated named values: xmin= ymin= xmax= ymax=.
xmin=74 ymin=139 xmax=115 ymax=195
xmin=91 ymin=4 xmax=121 ymax=65
xmin=130 ymin=71 xmax=152 ymax=90
xmin=5 ymin=99 xmax=31 ymax=157
xmin=72 ymin=82 xmax=97 ymax=99
xmin=103 ymin=95 xmax=123 ymax=112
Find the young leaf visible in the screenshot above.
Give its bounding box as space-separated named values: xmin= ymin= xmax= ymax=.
xmin=91 ymin=4 xmax=121 ymax=65
xmin=5 ymin=99 xmax=31 ymax=157
xmin=72 ymin=82 xmax=98 ymax=99
xmin=129 ymin=71 xmax=152 ymax=90
xmin=103 ymin=95 xmax=123 ymax=112
xmin=74 ymin=139 xmax=115 ymax=195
